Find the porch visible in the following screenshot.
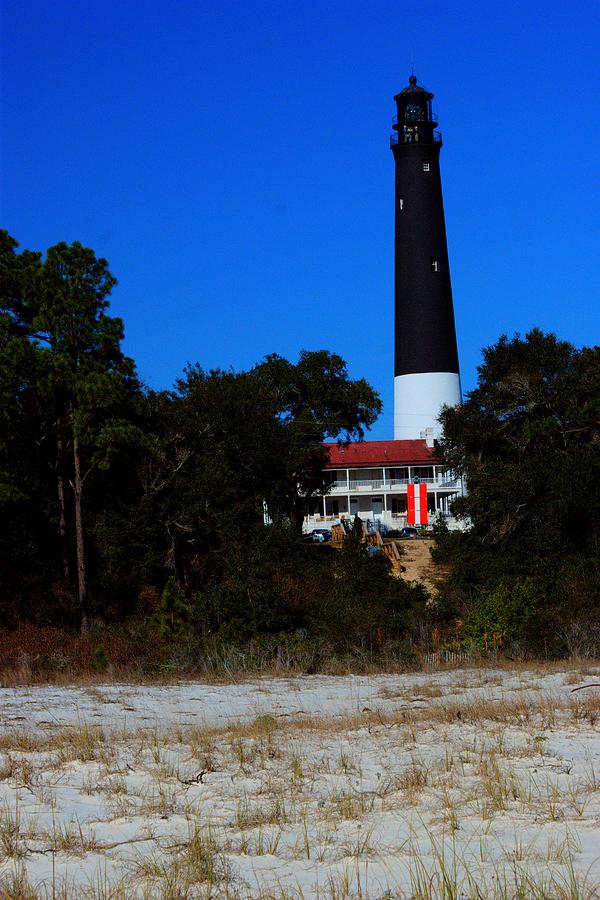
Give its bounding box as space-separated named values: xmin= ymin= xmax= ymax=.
xmin=303 ymin=488 xmax=461 ymax=531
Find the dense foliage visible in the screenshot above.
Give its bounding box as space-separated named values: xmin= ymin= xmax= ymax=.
xmin=435 ymin=329 xmax=600 ymax=656
xmin=4 ymin=231 xmax=598 ymax=669
xmin=1 ymin=231 xmax=432 ymax=668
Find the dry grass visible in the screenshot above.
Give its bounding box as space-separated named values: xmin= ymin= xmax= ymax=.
xmin=0 ymin=668 xmax=600 ymax=896
xmin=4 ymin=623 xmax=600 ymax=688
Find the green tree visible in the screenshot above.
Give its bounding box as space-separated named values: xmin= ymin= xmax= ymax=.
xmin=252 ymin=350 xmax=382 ymax=526
xmin=436 ymin=329 xmax=600 ymax=652
xmin=1 ymin=235 xmax=143 ymax=628
xmin=439 ymin=329 xmax=600 ymax=554
xmin=139 ymin=352 xmax=381 ymax=590
xmin=0 ymin=233 xmax=56 ymax=616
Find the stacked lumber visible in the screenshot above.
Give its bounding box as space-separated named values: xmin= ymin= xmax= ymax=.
xmin=364 ymin=529 xmax=383 ymax=547
xmin=381 ymin=540 xmax=405 ymax=576
xmin=331 ymin=524 xmax=345 ymax=544
xmin=330 ymin=521 xmax=404 ymax=575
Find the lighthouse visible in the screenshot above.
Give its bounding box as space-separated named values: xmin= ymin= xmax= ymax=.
xmin=303 ymin=76 xmax=466 ymax=535
xmin=391 ymin=75 xmax=461 ymax=440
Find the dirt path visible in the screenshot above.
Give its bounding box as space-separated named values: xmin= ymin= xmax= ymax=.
xmin=397 ymin=537 xmax=447 ymax=593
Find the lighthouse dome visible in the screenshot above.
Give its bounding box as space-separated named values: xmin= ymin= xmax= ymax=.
xmin=395 ymin=75 xmax=433 ymax=101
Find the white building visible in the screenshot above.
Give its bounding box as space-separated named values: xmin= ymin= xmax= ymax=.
xmin=303 ymin=435 xmax=463 ymax=532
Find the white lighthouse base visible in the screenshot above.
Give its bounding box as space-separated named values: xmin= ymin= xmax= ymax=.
xmin=394 ymin=371 xmax=462 ymax=441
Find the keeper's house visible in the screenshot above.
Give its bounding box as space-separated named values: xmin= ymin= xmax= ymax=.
xmin=304 ymin=432 xmax=463 ymax=531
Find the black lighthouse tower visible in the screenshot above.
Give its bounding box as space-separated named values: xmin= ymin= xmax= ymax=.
xmin=391 ymin=75 xmax=461 ymax=439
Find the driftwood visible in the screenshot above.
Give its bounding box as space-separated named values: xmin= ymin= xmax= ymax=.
xmin=570 ymin=683 xmax=600 ymax=693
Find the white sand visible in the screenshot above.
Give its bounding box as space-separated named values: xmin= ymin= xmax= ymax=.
xmin=0 ymin=667 xmax=599 ymax=897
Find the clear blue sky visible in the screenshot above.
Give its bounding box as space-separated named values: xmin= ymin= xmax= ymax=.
xmin=2 ymin=0 xmax=599 ymax=439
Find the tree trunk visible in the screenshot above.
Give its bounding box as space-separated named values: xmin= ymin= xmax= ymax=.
xmin=72 ymin=433 xmax=89 ymax=632
xmin=56 ymin=434 xmax=71 ymax=582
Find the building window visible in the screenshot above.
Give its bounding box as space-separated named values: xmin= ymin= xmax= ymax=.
xmin=422 ymin=162 xmax=430 ymax=172
xmin=391 ymin=496 xmax=408 ymax=516
xmin=399 ymin=198 xmax=404 ymax=210
xmin=412 ymin=466 xmax=434 ymax=481
xmin=431 ymin=257 xmax=438 ymax=272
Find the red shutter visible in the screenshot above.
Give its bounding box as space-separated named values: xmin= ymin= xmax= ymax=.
xmin=419 ymin=483 xmax=428 ymax=525
xmin=407 ymin=483 xmax=415 ymax=524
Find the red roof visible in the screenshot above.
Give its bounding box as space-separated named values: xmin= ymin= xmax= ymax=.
xmin=324 ymin=439 xmax=438 ymax=469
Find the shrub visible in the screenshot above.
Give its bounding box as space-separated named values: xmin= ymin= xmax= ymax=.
xmin=461 ymin=577 xmax=542 ymax=652
xmin=432 ymin=512 xmax=449 ymax=538
xmin=154 ymin=577 xmax=193 ymax=638
xmin=91 ymin=645 xmax=108 ymax=673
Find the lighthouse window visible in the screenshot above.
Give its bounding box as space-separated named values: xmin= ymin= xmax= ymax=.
xmin=422 ymin=162 xmax=430 ymax=171
xmin=399 ymin=198 xmax=404 ymax=210
xmin=431 ymin=257 xmax=439 ymax=272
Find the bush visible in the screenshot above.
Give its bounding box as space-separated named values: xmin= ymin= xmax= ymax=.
xmin=461 ymin=577 xmax=542 ymax=652
xmin=154 ymin=577 xmax=193 ymax=638
xmin=91 ymin=645 xmax=108 ymax=673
